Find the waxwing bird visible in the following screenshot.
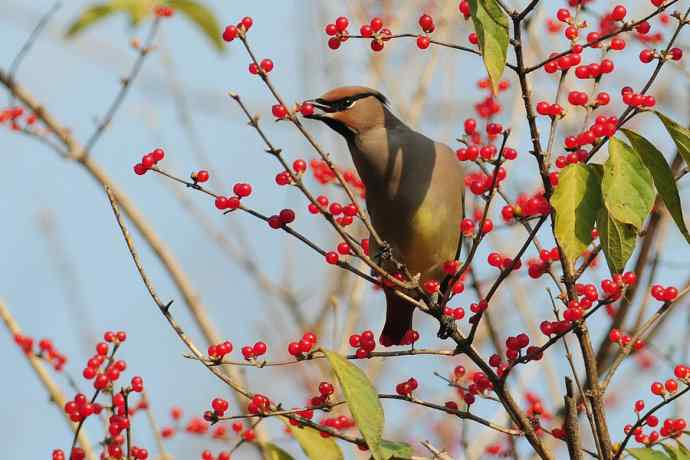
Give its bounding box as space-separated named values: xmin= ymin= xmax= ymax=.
xmin=304 ymin=86 xmax=465 ymax=346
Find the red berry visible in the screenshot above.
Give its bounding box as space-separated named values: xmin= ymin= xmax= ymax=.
xmin=665 ymin=379 xmax=678 ymax=393
xmin=234 ymin=183 xmax=252 ymax=197
xmin=288 ymin=342 xmax=301 ymax=356
xmin=222 ymin=25 xmax=237 ymax=42
xmin=279 ymin=209 xmax=295 ymax=224
xmin=670 ymin=47 xmax=683 ymax=61
xmin=640 ymin=49 xmax=655 ymax=63
xmin=325 ymin=252 xmax=339 ymax=264
xmin=240 ymin=17 xmax=253 ymax=31
xmin=260 ymin=59 xmax=274 ymax=73
xmin=419 ymin=14 xmax=434 ymax=32
xmin=272 ymin=104 xmax=288 ymax=119
xmin=335 ymin=16 xmax=349 ymax=32
xmin=131 ymin=376 xmax=144 ymax=392
xmin=325 ymin=24 xmax=338 ymax=36
xmin=370 ymin=17 xmax=383 ymax=32
xmin=253 ymin=341 xmax=267 ymax=356
xmin=423 ymin=279 xmax=440 ymax=294
xmin=556 ymin=8 xmax=571 ymax=22
xmin=195 ymin=170 xmax=209 ymax=183
xmin=416 ymin=36 xmax=430 ymax=49
xmin=610 ymin=5 xmax=626 ymax=21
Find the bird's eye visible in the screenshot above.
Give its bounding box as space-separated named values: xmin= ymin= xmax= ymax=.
xmin=343 ymin=98 xmax=356 ymax=109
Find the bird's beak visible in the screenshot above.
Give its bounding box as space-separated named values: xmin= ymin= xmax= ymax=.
xmin=302 ymin=99 xmax=334 ymax=120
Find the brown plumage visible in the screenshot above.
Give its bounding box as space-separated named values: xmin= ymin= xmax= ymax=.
xmin=305 ymin=86 xmax=465 ymax=346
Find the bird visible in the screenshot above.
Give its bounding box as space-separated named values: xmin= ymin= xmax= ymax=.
xmin=304 ymin=86 xmax=465 ymax=346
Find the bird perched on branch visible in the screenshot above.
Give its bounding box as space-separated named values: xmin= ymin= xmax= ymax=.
xmin=304 ymin=86 xmax=464 ymax=346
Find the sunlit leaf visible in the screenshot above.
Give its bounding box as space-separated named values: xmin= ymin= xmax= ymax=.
xmin=656 ymin=111 xmax=690 ymax=168
xmin=597 ymin=207 xmax=636 ymax=274
xmin=468 ymin=0 xmax=509 ymax=93
xmin=65 ymin=3 xmax=118 ymax=37
xmin=379 ymin=440 xmax=413 ymax=460
xmin=262 ymin=442 xmax=295 ymax=460
xmin=120 ymin=0 xmax=155 ymax=26
xmin=282 ymin=420 xmax=343 ymax=460
xmin=167 ymin=0 xmax=224 ymax=51
xmin=602 ymin=138 xmax=655 ymax=230
xmin=627 ymin=447 xmax=673 ymax=460
xmin=661 ymin=442 xmax=690 ymax=460
xmin=622 ymin=128 xmax=690 ymax=243
xmin=550 ymin=164 xmax=602 ymax=265
xmin=324 ymin=350 xmax=384 ymax=460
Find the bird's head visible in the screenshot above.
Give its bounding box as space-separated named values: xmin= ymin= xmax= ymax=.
xmin=303 ymin=86 xmax=389 ymax=138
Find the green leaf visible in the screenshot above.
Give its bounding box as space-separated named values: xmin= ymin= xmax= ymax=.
xmin=602 ymin=138 xmax=655 ymax=230
xmin=283 ymin=421 xmax=343 ymax=460
xmin=655 ymin=111 xmax=690 ymax=168
xmin=324 ymin=350 xmax=384 ymax=460
xmin=661 ymin=443 xmax=690 ymax=460
xmin=262 ymin=442 xmax=295 ymax=460
xmin=627 ymin=447 xmax=673 ymax=460
xmin=597 ymin=207 xmax=637 ymax=274
xmin=120 ymin=0 xmax=155 ymax=26
xmin=468 ymin=0 xmax=509 ymax=93
xmin=378 ymin=440 xmax=413 ymax=460
xmin=65 ymin=3 xmax=118 ymax=37
xmin=167 ymin=0 xmax=224 ymax=51
xmin=622 ymin=128 xmax=690 ymax=243
xmin=550 ymin=164 xmax=602 ymax=265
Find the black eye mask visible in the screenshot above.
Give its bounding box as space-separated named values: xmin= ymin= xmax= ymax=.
xmin=314 ymin=92 xmax=385 ymax=112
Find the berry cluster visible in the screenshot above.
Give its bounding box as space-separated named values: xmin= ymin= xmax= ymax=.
xmin=214 ymin=183 xmax=252 ymax=211
xmin=153 ymin=5 xmax=174 ymax=17
xmin=358 ymin=17 xmax=392 ymax=52
xmin=133 ymin=148 xmax=165 ymax=175
xmin=201 ymin=450 xmax=231 ymax=460
xmin=527 ymin=248 xmax=561 ymax=279
xmin=13 ymin=335 xmax=68 ymax=370
xmin=287 ymin=332 xmax=317 ymax=357
xmin=453 ymin=369 xmax=494 ymax=405
xmin=500 ymin=191 xmax=551 ymax=222
xmin=324 ymin=16 xmax=350 ymax=50
xmin=317 ymin=415 xmax=356 ymax=435
xmin=395 ymin=377 xmax=419 ymax=396
xmin=207 ymin=340 xmax=233 ymax=359
xmin=608 ymin=329 xmax=645 ymax=351
xmin=348 ymin=330 xmax=377 ymax=357
xmin=443 ymin=305 xmax=466 ymax=321
xmin=241 ymin=341 xmax=267 ymax=360
xmin=52 ymin=449 xmax=84 ymax=460
xmin=247 ymin=393 xmax=271 ymax=415
xmin=524 ymin=392 xmax=552 ymax=421
xmin=275 ymin=159 xmax=307 ymax=186
xmin=267 ymin=208 xmax=295 ymax=229
xmin=0 ymin=106 xmax=36 ymax=129
xmin=221 ymin=16 xmax=253 ymax=42
xmin=415 ymin=14 xmax=435 ymax=49
xmin=309 ymin=159 xmax=365 ymax=196
xmin=64 ymin=392 xmax=104 ymax=422
xmin=460 ymin=216 xmax=494 ymax=238
xmin=651 ymin=284 xmax=678 ymax=302
xmin=620 ymin=86 xmax=656 ymax=108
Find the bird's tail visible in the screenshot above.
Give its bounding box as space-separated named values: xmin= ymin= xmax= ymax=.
xmin=380 ymin=291 xmax=415 ymax=347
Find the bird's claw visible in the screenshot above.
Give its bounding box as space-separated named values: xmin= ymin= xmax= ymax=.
xmin=373 ymin=241 xmax=393 ymax=265
xmin=437 ymin=315 xmax=454 ymax=340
